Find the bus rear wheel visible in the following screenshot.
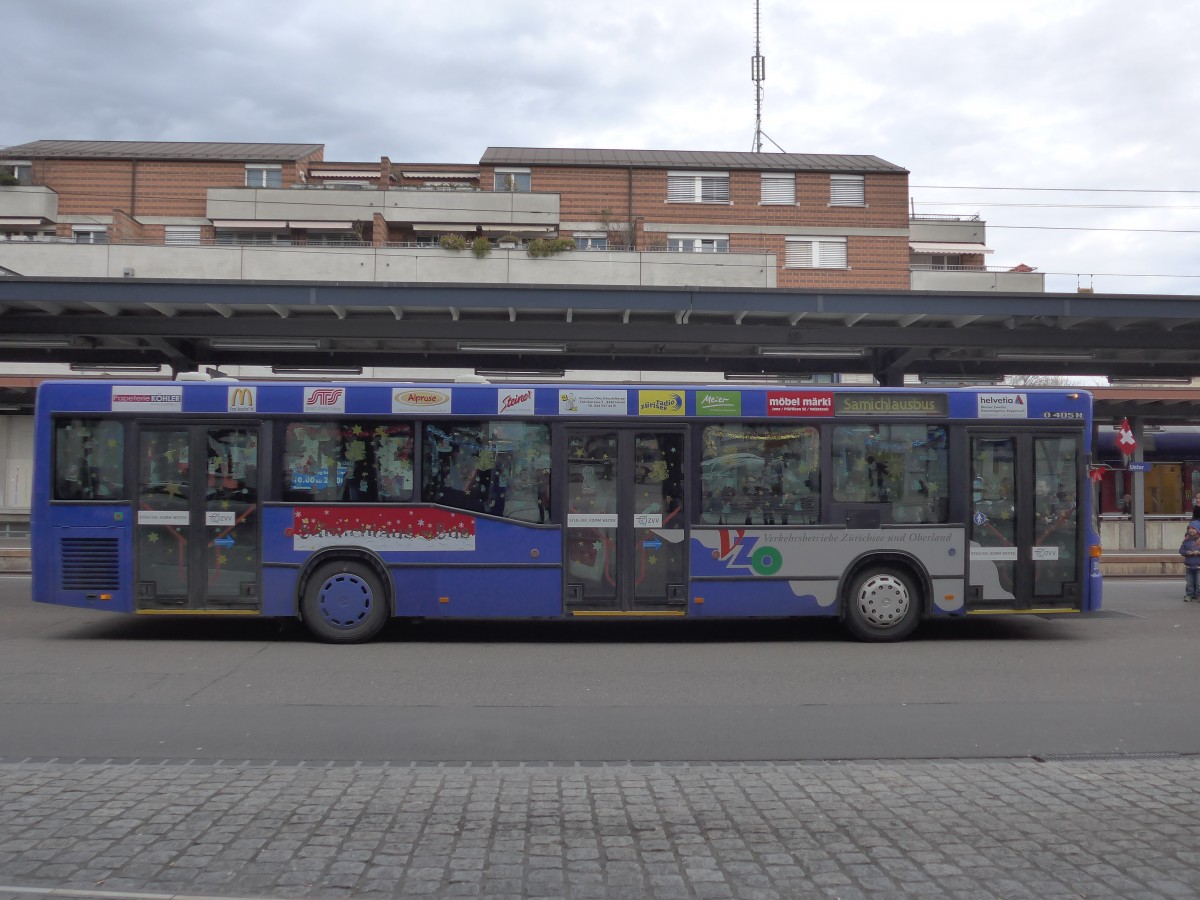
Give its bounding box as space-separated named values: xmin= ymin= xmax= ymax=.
xmin=301 ymin=560 xmax=389 ymax=643
xmin=844 ymin=567 xmax=921 ymax=642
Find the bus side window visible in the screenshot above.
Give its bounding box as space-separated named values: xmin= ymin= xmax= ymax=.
xmin=53 ymin=418 xmax=124 ymax=501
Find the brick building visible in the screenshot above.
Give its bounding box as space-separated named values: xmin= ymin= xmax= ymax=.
xmin=0 ymin=140 xmax=1026 ymax=292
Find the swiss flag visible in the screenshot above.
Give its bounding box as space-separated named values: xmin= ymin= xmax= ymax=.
xmin=1117 ymin=418 xmax=1138 ymax=456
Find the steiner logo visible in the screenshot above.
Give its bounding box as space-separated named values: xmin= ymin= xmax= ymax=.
xmin=499 ymin=389 xmax=535 ymax=415
xmin=227 ymin=386 xmax=257 ymax=413
xmin=304 ymin=387 xmax=345 ymax=413
xmin=977 ymin=392 xmax=1028 ymax=418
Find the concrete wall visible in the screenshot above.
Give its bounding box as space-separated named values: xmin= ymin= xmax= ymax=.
xmin=0 ymin=242 xmax=777 ymax=288
xmin=0 ymin=185 xmax=58 ymax=220
xmin=910 ymin=268 xmax=1045 ymax=292
xmin=207 ymin=188 xmax=561 ymax=228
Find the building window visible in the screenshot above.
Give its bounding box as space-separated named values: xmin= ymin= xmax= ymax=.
xmin=668 ymin=235 xmax=729 ymax=253
xmin=73 ymin=226 xmax=108 ymax=244
xmin=494 ymin=169 xmax=531 ymax=192
xmin=164 ymin=226 xmax=202 ymax=246
xmin=216 ymin=231 xmax=291 ymax=246
xmin=760 ymin=172 xmax=795 ymax=205
xmin=830 ymin=174 xmax=865 ymax=206
xmin=573 ymin=233 xmax=608 ymax=251
xmin=785 ymin=236 xmax=848 ymax=269
xmin=245 ymin=165 xmax=282 ymax=188
xmin=0 ymin=162 xmax=32 ymax=185
xmin=667 ymin=171 xmax=730 ymax=204
xmin=931 ymin=254 xmax=964 ymax=270
xmin=306 ymin=232 xmax=361 ymax=246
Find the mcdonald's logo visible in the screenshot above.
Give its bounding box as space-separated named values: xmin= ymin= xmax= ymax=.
xmin=227 ymin=385 xmax=257 ymax=412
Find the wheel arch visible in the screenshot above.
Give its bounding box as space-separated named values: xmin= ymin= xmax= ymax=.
xmin=295 ymin=547 xmax=394 ymax=619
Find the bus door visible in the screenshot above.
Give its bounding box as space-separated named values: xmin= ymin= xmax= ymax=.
xmin=968 ymin=430 xmax=1082 ymax=607
xmin=564 ymin=427 xmax=688 ymax=613
xmin=135 ymin=423 xmax=261 ymax=611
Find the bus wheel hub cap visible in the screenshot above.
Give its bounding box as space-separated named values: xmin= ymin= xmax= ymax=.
xmin=318 ymin=574 xmax=373 ymax=627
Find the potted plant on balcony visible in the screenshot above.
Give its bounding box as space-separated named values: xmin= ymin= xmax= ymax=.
xmin=439 ymin=233 xmax=468 ymax=251
xmin=497 ymin=234 xmax=519 ymax=249
xmin=471 ymin=236 xmax=492 ymax=258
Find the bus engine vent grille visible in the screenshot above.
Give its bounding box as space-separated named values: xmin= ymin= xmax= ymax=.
xmin=60 ymin=537 xmax=121 ymax=592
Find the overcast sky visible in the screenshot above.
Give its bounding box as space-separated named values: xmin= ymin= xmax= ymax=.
xmin=6 ymin=0 xmax=1197 ymax=295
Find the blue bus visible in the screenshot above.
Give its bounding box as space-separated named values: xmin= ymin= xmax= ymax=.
xmin=32 ymin=379 xmax=1102 ymax=642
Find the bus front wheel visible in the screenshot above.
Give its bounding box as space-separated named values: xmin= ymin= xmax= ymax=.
xmin=843 ymin=568 xmax=921 ymax=642
xmin=301 ymin=560 xmax=389 ymax=643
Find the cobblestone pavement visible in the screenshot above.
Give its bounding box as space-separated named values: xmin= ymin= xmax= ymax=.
xmin=1 ymin=756 xmax=1198 ymax=900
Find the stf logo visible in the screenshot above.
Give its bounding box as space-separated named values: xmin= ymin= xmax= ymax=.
xmin=304 ymin=386 xmax=345 ymax=413
xmin=227 ymin=385 xmax=257 ymax=413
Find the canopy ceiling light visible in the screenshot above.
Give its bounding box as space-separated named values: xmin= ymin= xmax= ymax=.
xmin=755 ymin=346 xmax=865 ymax=358
xmin=458 ymin=341 xmax=567 ymax=354
xmin=210 ymin=338 xmax=323 ymax=351
xmin=271 ymin=365 xmax=364 ymax=376
xmin=995 ymin=350 xmax=1094 ymax=361
xmin=0 ymin=337 xmax=76 ymax=349
xmin=70 ymin=363 xmax=165 ymax=373
xmin=474 ymin=368 xmax=566 ymax=379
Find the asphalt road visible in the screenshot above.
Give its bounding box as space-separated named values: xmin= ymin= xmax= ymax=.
xmin=2 ymin=575 xmax=1199 ymax=762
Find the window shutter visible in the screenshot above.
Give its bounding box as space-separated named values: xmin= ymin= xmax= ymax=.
xmin=668 ymin=172 xmax=729 ymax=203
xmin=785 ymin=240 xmax=814 ymax=268
xmin=820 ymin=239 xmax=848 ymax=268
xmin=760 ymin=173 xmax=795 ymax=205
xmin=165 ymin=226 xmax=202 ymax=246
xmin=667 ymin=175 xmax=695 ymax=203
xmin=699 ymin=176 xmax=729 ymax=203
xmin=830 ymin=175 xmax=865 ymax=206
xmin=786 ymin=237 xmax=847 ymax=268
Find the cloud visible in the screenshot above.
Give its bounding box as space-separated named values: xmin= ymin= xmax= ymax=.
xmin=5 ymin=0 xmax=1198 ymax=294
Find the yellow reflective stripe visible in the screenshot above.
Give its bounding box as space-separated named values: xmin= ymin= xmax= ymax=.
xmin=571 ymin=610 xmax=686 ymax=617
xmin=136 ymin=609 xmax=260 ymax=616
xmin=966 ymin=608 xmax=1080 ymax=615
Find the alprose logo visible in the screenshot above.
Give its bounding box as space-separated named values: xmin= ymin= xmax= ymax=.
xmin=499 ymin=389 xmax=536 ymax=415
xmin=227 ymin=386 xmax=257 ymax=413
xmin=697 ymin=391 xmax=741 ymax=416
xmin=304 ymin=387 xmax=345 ymax=413
xmin=767 ymin=391 xmax=834 ymax=417
xmin=977 ymin=392 xmax=1027 ymax=419
xmin=112 ymin=386 xmax=183 ymax=412
xmin=393 ymin=389 xmax=450 ymax=413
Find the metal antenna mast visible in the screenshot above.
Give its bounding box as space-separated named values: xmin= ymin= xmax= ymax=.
xmin=751 ymin=0 xmax=765 ymax=153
